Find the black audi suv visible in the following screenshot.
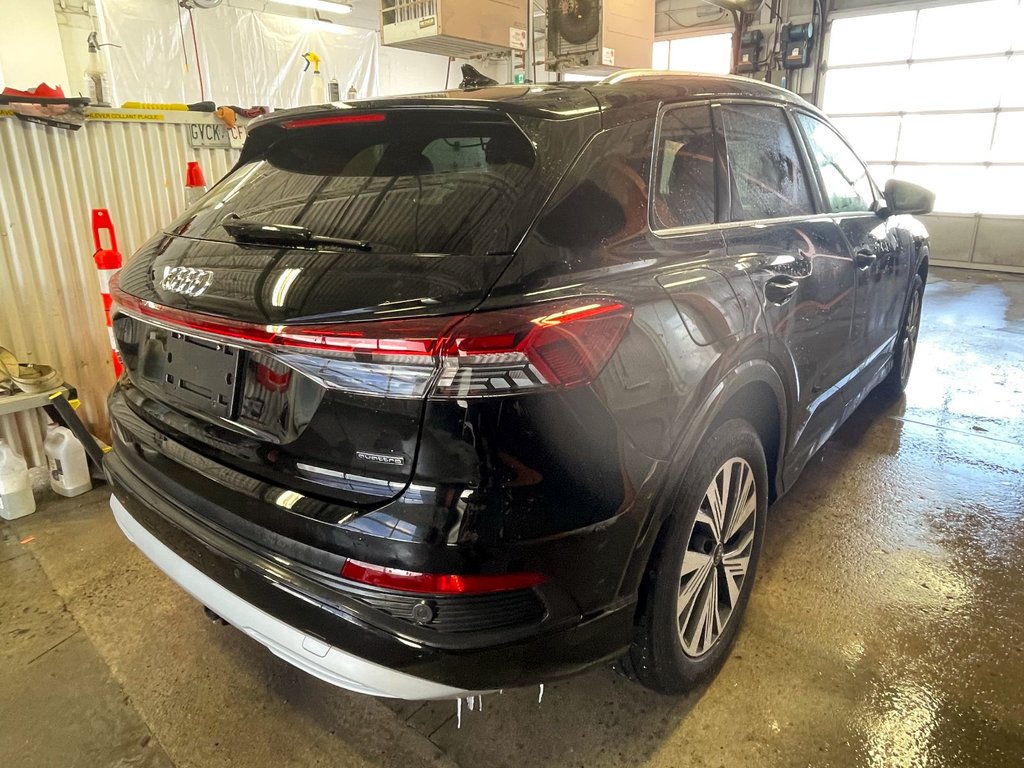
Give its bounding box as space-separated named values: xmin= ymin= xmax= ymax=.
xmin=105 ymin=72 xmax=934 ymax=699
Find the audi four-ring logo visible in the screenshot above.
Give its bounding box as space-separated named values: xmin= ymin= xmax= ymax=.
xmin=160 ymin=266 xmax=214 ymax=297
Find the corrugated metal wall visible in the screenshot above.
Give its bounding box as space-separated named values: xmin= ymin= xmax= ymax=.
xmin=0 ymin=112 xmax=239 ymax=466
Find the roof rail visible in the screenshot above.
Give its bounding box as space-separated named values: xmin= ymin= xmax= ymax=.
xmin=596 ymin=69 xmax=673 ymax=85
xmin=595 ymin=69 xmax=793 ymax=96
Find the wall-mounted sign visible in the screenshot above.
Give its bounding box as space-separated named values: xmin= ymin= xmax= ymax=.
xmin=188 ymin=123 xmax=246 ymax=149
xmin=510 ymin=26 xmax=527 ymax=51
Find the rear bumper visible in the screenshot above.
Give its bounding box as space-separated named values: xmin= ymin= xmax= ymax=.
xmin=111 ymin=495 xmax=470 ymax=700
xmin=105 ymin=447 xmax=636 ymax=696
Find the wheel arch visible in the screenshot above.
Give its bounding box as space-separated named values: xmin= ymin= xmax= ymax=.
xmin=707 ymin=378 xmax=784 ymax=503
xmin=620 ymin=359 xmax=788 ymax=600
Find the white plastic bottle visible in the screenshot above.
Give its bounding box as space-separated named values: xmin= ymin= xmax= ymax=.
xmin=303 ymin=51 xmax=324 ymax=106
xmin=44 ymin=425 xmax=92 ymax=498
xmin=0 ymin=439 xmax=35 ymax=519
xmin=85 ymin=31 xmax=111 ymax=107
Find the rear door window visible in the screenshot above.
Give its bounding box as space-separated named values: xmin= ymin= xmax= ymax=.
xmin=720 ymin=104 xmax=815 ymax=221
xmin=796 ymin=113 xmax=876 ymax=213
xmin=169 ymin=110 xmax=548 ymax=257
xmin=652 ymin=104 xmax=718 ymax=230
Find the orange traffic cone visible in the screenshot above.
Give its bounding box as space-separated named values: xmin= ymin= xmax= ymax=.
xmin=185 ymin=161 xmax=207 ymax=205
xmin=91 ymin=209 xmax=124 ymax=377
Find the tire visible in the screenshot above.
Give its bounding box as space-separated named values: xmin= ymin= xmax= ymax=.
xmin=622 ymin=419 xmax=768 ymax=694
xmin=881 ymin=273 xmax=924 ymax=398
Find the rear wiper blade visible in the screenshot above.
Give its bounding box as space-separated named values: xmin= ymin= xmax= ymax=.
xmin=221 ymin=215 xmax=372 ymax=251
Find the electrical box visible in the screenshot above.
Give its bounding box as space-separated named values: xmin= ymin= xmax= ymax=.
xmin=782 ymin=22 xmax=814 ymax=69
xmin=736 ymin=29 xmax=763 ymax=74
xmin=547 ymin=0 xmax=654 ymax=74
xmin=381 ymin=0 xmax=528 ymax=58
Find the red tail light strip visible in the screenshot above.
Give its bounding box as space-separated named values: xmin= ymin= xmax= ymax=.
xmin=111 ymin=281 xmax=453 ymax=358
xmin=109 ymin=275 xmax=632 ymax=399
xmin=341 ymin=558 xmax=545 ymax=594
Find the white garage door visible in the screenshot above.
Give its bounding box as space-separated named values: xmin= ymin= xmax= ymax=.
xmin=824 ymin=0 xmax=1024 ymax=216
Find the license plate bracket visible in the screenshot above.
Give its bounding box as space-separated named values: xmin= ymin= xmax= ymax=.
xmin=161 ymin=332 xmax=241 ymax=418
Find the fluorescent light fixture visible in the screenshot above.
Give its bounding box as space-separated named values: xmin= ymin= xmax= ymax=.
xmin=267 ymin=0 xmax=353 ymax=14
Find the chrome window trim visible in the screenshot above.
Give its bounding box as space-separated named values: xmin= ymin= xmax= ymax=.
xmin=651 ymin=212 xmax=844 ymax=241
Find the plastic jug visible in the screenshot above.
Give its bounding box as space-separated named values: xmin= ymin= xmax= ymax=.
xmin=0 ymin=439 xmax=35 ymax=519
xmin=44 ymin=425 xmax=92 ymax=497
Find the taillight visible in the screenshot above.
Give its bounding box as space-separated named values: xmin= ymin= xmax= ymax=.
xmin=341 ymin=558 xmax=545 ymax=594
xmin=435 ymin=300 xmax=632 ymax=397
xmin=111 ymin=281 xmax=453 ymax=397
xmin=110 ymin=281 xmax=631 ymax=399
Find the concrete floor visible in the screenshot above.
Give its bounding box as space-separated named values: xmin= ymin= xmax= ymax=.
xmin=2 ymin=267 xmax=1022 ymax=768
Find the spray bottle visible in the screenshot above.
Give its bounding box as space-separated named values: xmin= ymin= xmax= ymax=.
xmin=85 ymin=31 xmax=111 ymax=106
xmin=302 ymin=51 xmax=324 ymax=106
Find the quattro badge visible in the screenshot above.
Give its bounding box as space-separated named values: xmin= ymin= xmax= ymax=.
xmin=356 ymin=451 xmax=406 ymax=467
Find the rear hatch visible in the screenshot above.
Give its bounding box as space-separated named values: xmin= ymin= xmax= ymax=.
xmin=111 ymin=106 xmax=593 ymax=507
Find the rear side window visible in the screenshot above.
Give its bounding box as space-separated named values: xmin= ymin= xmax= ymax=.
xmin=652 ymin=105 xmax=717 ymax=230
xmin=506 ymin=118 xmax=656 ymax=281
xmin=532 ymin=118 xmax=655 ymax=250
xmin=796 ymin=114 xmax=876 ymax=213
xmin=169 ymin=110 xmax=544 ymax=256
xmin=720 ymin=105 xmax=814 ymax=221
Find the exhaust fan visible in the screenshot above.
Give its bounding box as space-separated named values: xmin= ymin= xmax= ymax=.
xmin=547 ymin=0 xmax=654 ymax=74
xmin=554 ymin=0 xmax=600 ymax=46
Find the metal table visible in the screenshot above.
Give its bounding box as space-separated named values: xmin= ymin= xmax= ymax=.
xmin=0 ymin=386 xmax=70 ymax=417
xmin=0 ymin=386 xmax=105 ymax=469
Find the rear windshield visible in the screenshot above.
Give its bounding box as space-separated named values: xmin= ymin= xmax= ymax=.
xmin=168 ymin=110 xmax=546 ymax=256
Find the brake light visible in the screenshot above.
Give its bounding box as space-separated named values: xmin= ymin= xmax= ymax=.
xmin=435 ymin=300 xmax=632 ymax=397
xmin=341 ymin=559 xmax=545 ymax=594
xmin=110 ymin=279 xmax=631 ymax=398
xmin=281 ymin=113 xmax=386 ymax=129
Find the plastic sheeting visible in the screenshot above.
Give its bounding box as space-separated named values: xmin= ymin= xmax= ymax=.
xmin=97 ymin=0 xmax=379 ymax=108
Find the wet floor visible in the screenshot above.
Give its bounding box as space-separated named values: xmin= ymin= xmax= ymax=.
xmin=2 ymin=267 xmax=1022 ymax=768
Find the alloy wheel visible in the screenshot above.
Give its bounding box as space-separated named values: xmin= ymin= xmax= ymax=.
xmin=900 ymin=288 xmax=922 ymax=387
xmin=677 ymin=457 xmax=758 ymax=657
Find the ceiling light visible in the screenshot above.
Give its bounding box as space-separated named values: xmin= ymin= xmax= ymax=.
xmin=267 ymin=0 xmax=353 ymax=14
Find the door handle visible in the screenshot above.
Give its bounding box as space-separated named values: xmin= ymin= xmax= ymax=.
xmin=764 ymin=275 xmax=799 ymax=305
xmin=855 ymin=249 xmax=877 ymax=269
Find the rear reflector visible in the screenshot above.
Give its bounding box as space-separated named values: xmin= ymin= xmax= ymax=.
xmin=281 ymin=113 xmax=386 ymax=129
xmin=110 ymin=275 xmax=631 ymax=399
xmin=341 ymin=559 xmax=545 ymax=594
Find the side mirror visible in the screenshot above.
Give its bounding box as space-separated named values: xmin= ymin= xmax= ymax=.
xmin=883 ymin=178 xmax=935 ymax=216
